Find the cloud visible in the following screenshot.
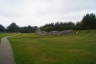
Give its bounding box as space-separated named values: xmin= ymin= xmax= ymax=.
xmin=0 ymin=0 xmax=96 ymax=27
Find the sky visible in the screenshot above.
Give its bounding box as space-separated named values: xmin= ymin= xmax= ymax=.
xmin=0 ymin=0 xmax=96 ymax=27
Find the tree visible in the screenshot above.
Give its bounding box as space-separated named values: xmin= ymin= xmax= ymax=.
xmin=0 ymin=24 xmax=5 ymax=32
xmin=75 ymin=22 xmax=82 ymax=30
xmin=20 ymin=26 xmax=37 ymax=33
xmin=41 ymin=23 xmax=54 ymax=32
xmin=41 ymin=22 xmax=75 ymax=32
xmin=81 ymin=13 xmax=96 ymax=29
xmin=7 ymin=23 xmax=19 ymax=32
xmin=62 ymin=22 xmax=75 ymax=30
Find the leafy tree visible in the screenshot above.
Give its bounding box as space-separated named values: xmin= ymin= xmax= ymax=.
xmin=41 ymin=23 xmax=54 ymax=32
xmin=7 ymin=22 xmax=19 ymax=32
xmin=81 ymin=13 xmax=96 ymax=29
xmin=0 ymin=24 xmax=5 ymax=32
xmin=75 ymin=22 xmax=82 ymax=30
xmin=20 ymin=26 xmax=37 ymax=33
xmin=62 ymin=22 xmax=75 ymax=30
xmin=41 ymin=22 xmax=75 ymax=32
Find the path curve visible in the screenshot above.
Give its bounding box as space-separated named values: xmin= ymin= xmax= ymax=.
xmin=0 ymin=37 xmax=16 ymax=64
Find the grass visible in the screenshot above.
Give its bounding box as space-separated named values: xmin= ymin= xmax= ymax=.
xmin=0 ymin=33 xmax=7 ymax=41
xmin=9 ymin=30 xmax=96 ymax=64
xmin=0 ymin=33 xmax=20 ymax=43
xmin=0 ymin=33 xmax=20 ymax=39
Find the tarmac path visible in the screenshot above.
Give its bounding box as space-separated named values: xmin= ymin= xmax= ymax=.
xmin=0 ymin=37 xmax=16 ymax=64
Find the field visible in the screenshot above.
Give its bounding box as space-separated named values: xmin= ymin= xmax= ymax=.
xmin=0 ymin=33 xmax=19 ymax=40
xmin=9 ymin=30 xmax=96 ymax=64
xmin=0 ymin=33 xmax=7 ymax=40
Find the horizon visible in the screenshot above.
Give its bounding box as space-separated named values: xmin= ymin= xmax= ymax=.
xmin=0 ymin=0 xmax=96 ymax=27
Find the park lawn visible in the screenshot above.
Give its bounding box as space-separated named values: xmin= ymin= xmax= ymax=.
xmin=9 ymin=30 xmax=96 ymax=64
xmin=0 ymin=33 xmax=20 ymax=39
xmin=0 ymin=33 xmax=6 ymax=39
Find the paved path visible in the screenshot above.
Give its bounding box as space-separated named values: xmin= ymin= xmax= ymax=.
xmin=0 ymin=37 xmax=16 ymax=64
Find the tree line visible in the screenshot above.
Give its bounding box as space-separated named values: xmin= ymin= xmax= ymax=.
xmin=0 ymin=13 xmax=96 ymax=33
xmin=41 ymin=13 xmax=96 ymax=32
xmin=0 ymin=23 xmax=37 ymax=33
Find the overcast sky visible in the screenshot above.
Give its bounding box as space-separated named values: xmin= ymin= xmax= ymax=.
xmin=0 ymin=0 xmax=96 ymax=27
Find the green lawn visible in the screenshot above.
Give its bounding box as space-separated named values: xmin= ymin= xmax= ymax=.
xmin=0 ymin=33 xmax=6 ymax=39
xmin=0 ymin=33 xmax=20 ymax=39
xmin=9 ymin=30 xmax=96 ymax=64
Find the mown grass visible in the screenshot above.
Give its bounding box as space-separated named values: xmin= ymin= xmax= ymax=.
xmin=0 ymin=33 xmax=21 ymax=43
xmin=0 ymin=33 xmax=20 ymax=39
xmin=9 ymin=30 xmax=96 ymax=64
xmin=0 ymin=33 xmax=7 ymax=41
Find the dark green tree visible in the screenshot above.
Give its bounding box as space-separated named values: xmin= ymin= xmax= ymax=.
xmin=81 ymin=13 xmax=96 ymax=29
xmin=20 ymin=26 xmax=37 ymax=33
xmin=41 ymin=23 xmax=54 ymax=32
xmin=75 ymin=22 xmax=82 ymax=30
xmin=7 ymin=23 xmax=19 ymax=32
xmin=62 ymin=22 xmax=75 ymax=30
xmin=0 ymin=24 xmax=5 ymax=32
xmin=41 ymin=22 xmax=75 ymax=32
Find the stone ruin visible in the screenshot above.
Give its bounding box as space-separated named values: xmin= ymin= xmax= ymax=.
xmin=36 ymin=28 xmax=74 ymax=35
xmin=48 ymin=30 xmax=74 ymax=35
